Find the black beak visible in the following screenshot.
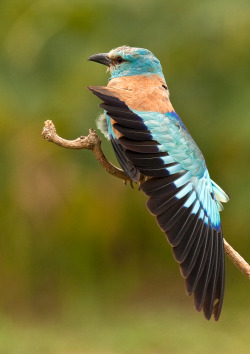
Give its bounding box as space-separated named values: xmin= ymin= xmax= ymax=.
xmin=88 ymin=53 xmax=111 ymax=66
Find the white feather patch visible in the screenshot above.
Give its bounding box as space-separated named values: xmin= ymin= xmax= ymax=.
xmin=96 ymin=113 xmax=109 ymax=139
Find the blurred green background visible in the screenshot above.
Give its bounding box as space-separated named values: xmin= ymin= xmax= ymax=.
xmin=0 ymin=0 xmax=249 ymax=353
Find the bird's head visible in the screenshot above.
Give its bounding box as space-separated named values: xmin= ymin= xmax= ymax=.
xmin=88 ymin=46 xmax=164 ymax=80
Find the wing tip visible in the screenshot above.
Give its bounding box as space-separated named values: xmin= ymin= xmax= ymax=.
xmin=88 ymin=85 xmax=105 ymax=95
xmin=87 ymin=85 xmax=97 ymax=92
xmin=189 ymin=296 xmax=223 ymax=321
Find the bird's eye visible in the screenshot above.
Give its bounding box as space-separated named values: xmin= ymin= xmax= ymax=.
xmin=116 ymin=56 xmax=124 ymax=64
xmin=162 ymin=84 xmax=168 ymax=90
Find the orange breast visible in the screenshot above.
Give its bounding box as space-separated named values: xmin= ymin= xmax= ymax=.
xmin=107 ymin=75 xmax=174 ymax=113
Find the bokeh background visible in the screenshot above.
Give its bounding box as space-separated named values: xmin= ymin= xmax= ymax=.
xmin=0 ymin=0 xmax=249 ymax=353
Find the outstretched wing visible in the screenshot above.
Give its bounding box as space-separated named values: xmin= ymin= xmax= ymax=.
xmin=88 ymin=85 xmax=227 ymax=320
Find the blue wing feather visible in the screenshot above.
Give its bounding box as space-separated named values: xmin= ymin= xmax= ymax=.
xmin=131 ymin=109 xmax=223 ymax=230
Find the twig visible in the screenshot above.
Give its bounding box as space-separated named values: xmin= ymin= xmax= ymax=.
xmin=42 ymin=120 xmax=130 ymax=181
xmin=224 ymin=239 xmax=250 ymax=279
xmin=42 ymin=120 xmax=250 ymax=280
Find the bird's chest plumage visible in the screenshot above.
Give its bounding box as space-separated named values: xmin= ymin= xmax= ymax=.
xmin=107 ymin=75 xmax=174 ymax=113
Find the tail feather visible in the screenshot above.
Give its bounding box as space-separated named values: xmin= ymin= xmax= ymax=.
xmin=211 ymin=180 xmax=230 ymax=204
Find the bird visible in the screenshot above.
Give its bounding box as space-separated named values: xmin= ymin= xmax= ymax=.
xmin=88 ymin=46 xmax=230 ymax=320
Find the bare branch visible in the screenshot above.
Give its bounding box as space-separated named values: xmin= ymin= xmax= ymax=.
xmin=42 ymin=120 xmax=130 ymax=181
xmin=42 ymin=120 xmax=250 ymax=280
xmin=224 ymin=239 xmax=250 ymax=279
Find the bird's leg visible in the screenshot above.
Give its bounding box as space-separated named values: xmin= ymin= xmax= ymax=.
xmin=138 ymin=176 xmax=150 ymax=190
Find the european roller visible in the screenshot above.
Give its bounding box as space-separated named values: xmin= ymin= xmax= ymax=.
xmin=88 ymin=46 xmax=230 ymax=320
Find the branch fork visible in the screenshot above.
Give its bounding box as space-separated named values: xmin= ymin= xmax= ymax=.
xmin=42 ymin=120 xmax=250 ymax=280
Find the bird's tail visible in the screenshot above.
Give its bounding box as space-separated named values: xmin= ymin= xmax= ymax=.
xmin=211 ymin=179 xmax=230 ymax=211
